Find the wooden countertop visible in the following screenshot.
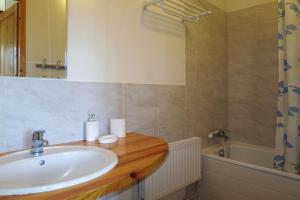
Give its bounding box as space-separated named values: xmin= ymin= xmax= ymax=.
xmin=0 ymin=133 xmax=169 ymax=200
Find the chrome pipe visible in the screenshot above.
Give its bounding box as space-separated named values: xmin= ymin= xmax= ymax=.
xmin=165 ymin=0 xmax=199 ymax=15
xmin=162 ymin=2 xmax=198 ymax=19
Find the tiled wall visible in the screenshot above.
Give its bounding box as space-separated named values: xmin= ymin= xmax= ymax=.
xmin=0 ymin=78 xmax=186 ymax=153
xmin=185 ymin=0 xmax=278 ymax=148
xmin=227 ymin=2 xmax=278 ymax=147
xmin=186 ymin=0 xmax=228 ymax=147
xmin=124 ymin=84 xmax=186 ymax=142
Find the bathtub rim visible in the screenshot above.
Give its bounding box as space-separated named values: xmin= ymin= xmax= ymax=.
xmin=202 ymin=142 xmax=300 ymax=181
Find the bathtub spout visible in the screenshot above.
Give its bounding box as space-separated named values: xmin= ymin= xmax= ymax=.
xmin=208 ymin=129 xmax=230 ymax=158
xmin=208 ymin=129 xmax=230 ymax=140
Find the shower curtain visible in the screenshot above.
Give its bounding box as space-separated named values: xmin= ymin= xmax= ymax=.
xmin=274 ymin=0 xmax=300 ymax=174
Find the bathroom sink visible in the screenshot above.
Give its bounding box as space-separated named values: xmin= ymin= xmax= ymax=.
xmin=0 ymin=145 xmax=118 ymax=195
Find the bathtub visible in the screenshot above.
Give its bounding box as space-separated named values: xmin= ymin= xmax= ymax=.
xmin=198 ymin=142 xmax=300 ymax=200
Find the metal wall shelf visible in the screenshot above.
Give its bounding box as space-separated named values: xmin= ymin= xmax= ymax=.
xmin=143 ymin=0 xmax=211 ymax=23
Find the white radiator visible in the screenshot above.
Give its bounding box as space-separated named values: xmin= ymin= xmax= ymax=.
xmin=139 ymin=137 xmax=202 ymax=200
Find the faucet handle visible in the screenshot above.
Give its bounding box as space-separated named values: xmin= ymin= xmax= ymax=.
xmin=219 ymin=129 xmax=230 ymax=135
xmin=208 ymin=129 xmax=230 ymax=139
xmin=43 ymin=139 xmax=49 ymax=146
xmin=32 ymin=130 xmax=46 ymax=141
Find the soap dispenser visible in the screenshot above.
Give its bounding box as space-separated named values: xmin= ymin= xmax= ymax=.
xmin=85 ymin=113 xmax=100 ymax=142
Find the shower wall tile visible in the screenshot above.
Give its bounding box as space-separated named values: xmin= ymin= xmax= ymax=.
xmin=158 ymin=85 xmax=186 ymax=141
xmin=227 ymin=2 xmax=278 ymax=147
xmin=123 ymin=84 xmax=187 ymax=141
xmin=186 ymin=1 xmax=228 ymax=147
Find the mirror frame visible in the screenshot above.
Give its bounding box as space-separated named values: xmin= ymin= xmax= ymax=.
xmin=18 ymin=0 xmax=26 ymax=77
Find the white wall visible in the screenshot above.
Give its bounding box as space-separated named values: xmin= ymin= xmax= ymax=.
xmin=67 ymin=0 xmax=185 ymax=85
xmin=225 ymin=0 xmax=276 ymax=12
xmin=207 ymin=0 xmax=276 ymax=12
xmin=206 ymin=0 xmax=226 ymax=11
xmin=0 ymin=0 xmax=18 ymax=11
xmin=5 ymin=0 xmax=17 ymax=9
xmin=0 ymin=0 xmax=5 ymax=11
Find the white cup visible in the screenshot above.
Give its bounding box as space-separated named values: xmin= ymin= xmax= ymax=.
xmin=110 ymin=119 xmax=126 ymax=138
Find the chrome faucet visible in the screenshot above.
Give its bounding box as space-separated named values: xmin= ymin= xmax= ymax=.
xmin=208 ymin=129 xmax=230 ymax=158
xmin=31 ymin=130 xmax=48 ymax=156
xmin=208 ymin=129 xmax=230 ymax=141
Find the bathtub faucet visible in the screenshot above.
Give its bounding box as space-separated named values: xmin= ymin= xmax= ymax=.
xmin=208 ymin=129 xmax=230 ymax=157
xmin=208 ymin=129 xmax=230 ymax=141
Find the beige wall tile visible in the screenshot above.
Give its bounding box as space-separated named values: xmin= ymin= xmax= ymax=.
xmin=227 ymin=2 xmax=278 ymax=147
xmin=123 ymin=84 xmax=159 ymax=137
xmin=123 ymin=84 xmax=187 ymax=142
xmin=186 ymin=1 xmax=228 ymax=147
xmin=158 ymin=86 xmax=186 ymax=141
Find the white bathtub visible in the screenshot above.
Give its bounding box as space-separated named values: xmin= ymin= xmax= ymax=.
xmin=198 ymin=142 xmax=300 ymax=200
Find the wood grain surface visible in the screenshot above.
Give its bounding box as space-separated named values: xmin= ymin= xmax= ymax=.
xmin=0 ymin=133 xmax=168 ymax=200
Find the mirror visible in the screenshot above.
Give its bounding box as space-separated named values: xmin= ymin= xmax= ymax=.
xmin=0 ymin=0 xmax=67 ymax=79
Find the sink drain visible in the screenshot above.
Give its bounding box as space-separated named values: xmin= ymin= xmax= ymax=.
xmin=39 ymin=160 xmax=46 ymax=166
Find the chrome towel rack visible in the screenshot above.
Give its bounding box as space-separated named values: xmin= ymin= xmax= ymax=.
xmin=143 ymin=0 xmax=212 ymax=23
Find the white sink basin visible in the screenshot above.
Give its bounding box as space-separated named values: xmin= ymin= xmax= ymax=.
xmin=0 ymin=146 xmax=118 ymax=195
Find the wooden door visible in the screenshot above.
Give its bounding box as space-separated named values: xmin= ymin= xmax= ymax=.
xmin=0 ymin=3 xmax=18 ymax=76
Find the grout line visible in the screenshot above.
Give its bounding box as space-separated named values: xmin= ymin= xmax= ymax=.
xmin=122 ymin=83 xmax=125 ymax=119
xmin=157 ymin=86 xmax=160 ymax=138
xmin=184 ymin=84 xmax=188 ymax=139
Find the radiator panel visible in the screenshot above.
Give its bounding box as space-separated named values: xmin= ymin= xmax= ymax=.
xmin=139 ymin=137 xmax=201 ymax=200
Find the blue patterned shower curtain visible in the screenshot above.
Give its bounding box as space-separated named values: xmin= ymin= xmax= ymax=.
xmin=274 ymin=0 xmax=300 ymax=174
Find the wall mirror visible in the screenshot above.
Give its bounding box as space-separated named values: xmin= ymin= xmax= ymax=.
xmin=0 ymin=0 xmax=67 ymax=79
